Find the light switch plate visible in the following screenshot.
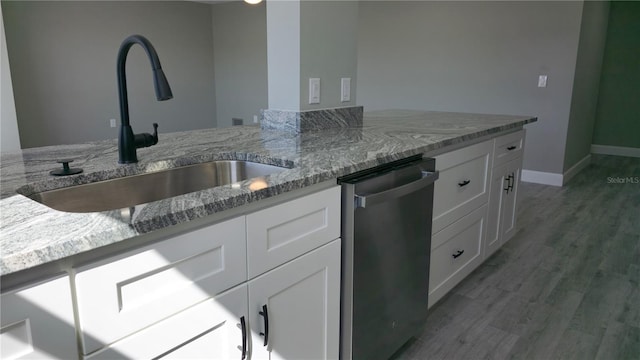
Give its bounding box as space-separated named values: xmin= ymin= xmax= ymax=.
xmin=341 ymin=78 xmax=351 ymax=102
xmin=309 ymin=78 xmax=320 ymax=104
xmin=538 ymin=75 xmax=548 ymax=88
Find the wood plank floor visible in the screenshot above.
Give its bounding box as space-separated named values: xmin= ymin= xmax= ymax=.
xmin=393 ymin=155 xmax=640 ymax=360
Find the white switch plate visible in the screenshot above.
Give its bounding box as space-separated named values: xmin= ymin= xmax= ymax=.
xmin=309 ymin=78 xmax=320 ymax=104
xmin=110 ymin=118 xmax=117 ymax=128
xmin=341 ymin=78 xmax=351 ymax=102
xmin=538 ymin=75 xmax=548 ymax=88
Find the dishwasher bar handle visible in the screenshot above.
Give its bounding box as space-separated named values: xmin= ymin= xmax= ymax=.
xmin=355 ymin=170 xmax=439 ymax=208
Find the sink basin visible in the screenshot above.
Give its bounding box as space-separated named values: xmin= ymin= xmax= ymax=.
xmin=28 ymin=160 xmax=288 ymax=213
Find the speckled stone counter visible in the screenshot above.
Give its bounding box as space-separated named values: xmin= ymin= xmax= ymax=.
xmin=0 ymin=110 xmax=536 ymax=276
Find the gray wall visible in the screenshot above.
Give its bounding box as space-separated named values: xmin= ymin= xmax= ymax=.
xmin=212 ymin=1 xmax=267 ymax=127
xmin=299 ymin=0 xmax=358 ymax=111
xmin=266 ymin=0 xmax=300 ymax=110
xmin=592 ymin=1 xmax=640 ymax=149
xmin=563 ymin=0 xmax=610 ymax=171
xmin=266 ymin=0 xmax=358 ymax=111
xmin=3 ymin=1 xmax=217 ymax=148
xmin=356 ymin=1 xmax=584 ymax=174
xmin=1 ymin=3 xmax=20 ymax=152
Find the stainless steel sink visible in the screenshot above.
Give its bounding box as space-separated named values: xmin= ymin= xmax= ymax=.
xmin=28 ymin=160 xmax=288 ymax=213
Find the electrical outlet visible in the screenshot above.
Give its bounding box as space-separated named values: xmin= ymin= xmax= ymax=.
xmin=110 ymin=118 xmax=117 ymax=128
xmin=253 ymin=115 xmax=259 ymax=124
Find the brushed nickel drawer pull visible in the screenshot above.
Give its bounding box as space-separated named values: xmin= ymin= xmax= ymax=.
xmin=452 ymin=250 xmax=464 ymax=259
xmin=458 ymin=180 xmax=471 ymax=187
xmin=507 ymin=146 xmax=517 ymax=151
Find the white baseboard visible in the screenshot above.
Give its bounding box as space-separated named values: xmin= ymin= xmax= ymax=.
xmin=521 ymin=170 xmax=563 ymax=186
xmin=522 ymin=154 xmax=592 ymax=187
xmin=591 ymin=144 xmax=640 ymax=158
xmin=562 ymin=154 xmax=591 ymax=185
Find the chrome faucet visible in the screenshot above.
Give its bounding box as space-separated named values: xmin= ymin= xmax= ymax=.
xmin=117 ymin=35 xmax=173 ymax=164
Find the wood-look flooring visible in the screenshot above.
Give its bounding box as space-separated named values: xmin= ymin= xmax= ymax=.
xmin=394 ymin=155 xmax=640 ymax=360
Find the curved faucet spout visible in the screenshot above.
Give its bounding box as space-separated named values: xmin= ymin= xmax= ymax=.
xmin=117 ymin=34 xmax=172 ymax=164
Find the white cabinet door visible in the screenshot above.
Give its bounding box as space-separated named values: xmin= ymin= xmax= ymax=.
xmin=87 ymin=284 xmax=249 ymax=360
xmin=485 ymin=157 xmax=522 ymax=258
xmin=501 ymin=158 xmax=522 ymax=243
xmin=0 ymin=275 xmax=78 ymax=360
xmin=485 ymin=162 xmax=509 ymax=258
xmin=249 ymin=239 xmax=341 ymax=360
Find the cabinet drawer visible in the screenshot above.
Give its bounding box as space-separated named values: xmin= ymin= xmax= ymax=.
xmin=1 ymin=276 xmax=78 ymax=360
xmin=429 ymin=205 xmax=486 ymax=308
xmin=432 ymin=140 xmax=492 ymax=233
xmin=246 ymin=186 xmax=340 ymax=279
xmin=493 ymin=130 xmax=525 ymax=166
xmin=75 ymin=216 xmax=246 ymax=354
xmin=86 ymin=283 xmax=248 ymax=360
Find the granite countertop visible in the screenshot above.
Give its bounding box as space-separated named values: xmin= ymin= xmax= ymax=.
xmin=0 ymin=110 xmax=536 ymax=276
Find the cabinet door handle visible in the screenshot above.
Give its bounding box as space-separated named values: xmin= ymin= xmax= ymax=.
xmin=508 ymin=173 xmax=515 ymax=192
xmin=259 ymin=304 xmax=269 ymax=347
xmin=452 ymin=250 xmax=464 ymax=259
xmin=507 ymin=146 xmax=517 ymax=151
xmin=239 ymin=316 xmax=247 ymax=360
xmin=458 ymin=179 xmax=471 ymax=187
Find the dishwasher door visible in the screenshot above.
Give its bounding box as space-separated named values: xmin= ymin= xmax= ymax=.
xmin=340 ymin=156 xmax=438 ymax=360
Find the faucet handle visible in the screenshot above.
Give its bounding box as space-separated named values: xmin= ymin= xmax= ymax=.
xmin=151 ymin=123 xmax=159 ymax=144
xmin=134 ymin=123 xmax=159 ymax=148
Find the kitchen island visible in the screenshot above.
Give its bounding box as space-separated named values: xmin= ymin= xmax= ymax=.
xmin=1 ymin=109 xmax=536 ymax=359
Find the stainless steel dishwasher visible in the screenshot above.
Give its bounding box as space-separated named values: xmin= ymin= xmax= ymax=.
xmin=339 ymin=155 xmax=438 ymax=360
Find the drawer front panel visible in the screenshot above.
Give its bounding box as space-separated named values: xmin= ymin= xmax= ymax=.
xmin=246 ymin=186 xmax=340 ymax=279
xmin=433 ymin=140 xmax=492 ymax=233
xmin=429 ymin=205 xmax=486 ymax=308
xmin=86 ymin=284 xmax=248 ymax=360
xmin=75 ymin=216 xmax=246 ymax=354
xmin=0 ymin=276 xmax=78 ymax=360
xmin=494 ymin=130 xmax=525 ymax=166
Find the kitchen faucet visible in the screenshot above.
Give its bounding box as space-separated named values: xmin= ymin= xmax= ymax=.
xmin=117 ymin=34 xmax=173 ymax=164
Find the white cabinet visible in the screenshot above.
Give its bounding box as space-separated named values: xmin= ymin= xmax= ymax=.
xmin=75 ymin=216 xmax=247 ymax=354
xmin=501 ymin=159 xmax=521 ymax=243
xmin=485 ymin=157 xmax=522 ymax=258
xmin=72 ymin=185 xmax=341 ymax=359
xmin=432 ymin=140 xmax=493 ymax=234
xmin=246 ymin=186 xmax=340 ymax=278
xmin=249 ymin=240 xmax=341 ymax=360
xmin=429 ymin=140 xmax=493 ymax=308
xmin=0 ymin=275 xmax=78 ymax=360
xmin=493 ymin=129 xmax=525 ymax=167
xmin=429 ymin=206 xmax=487 ymax=308
xmin=428 ymin=130 xmax=526 ymax=308
xmin=86 ymin=284 xmax=248 ymax=360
